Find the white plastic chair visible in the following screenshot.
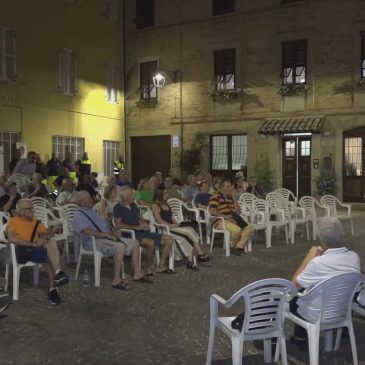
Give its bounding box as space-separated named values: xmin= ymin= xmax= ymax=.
xmin=191 ymin=197 xmax=210 ymax=244
xmin=238 ymin=193 xmax=257 ymax=223
xmin=168 ymin=198 xmax=204 ymax=244
xmin=285 ymin=272 xmax=365 ymax=365
xmin=9 ymin=173 xmax=31 ymax=193
xmin=206 ymin=278 xmax=297 ymax=365
xmin=320 ymin=195 xmax=354 ymax=235
xmin=74 ymin=234 xmax=106 ymax=287
xmin=5 ymin=243 xmax=44 ymax=300
xmin=275 ymin=188 xmax=298 ymax=208
xmin=298 ymin=196 xmax=327 ymax=240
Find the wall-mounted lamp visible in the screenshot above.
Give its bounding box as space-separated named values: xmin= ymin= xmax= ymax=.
xmin=153 ymin=69 xmax=181 ymax=87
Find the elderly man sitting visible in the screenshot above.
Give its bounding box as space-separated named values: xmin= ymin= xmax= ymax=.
xmin=290 ymin=216 xmax=361 ymax=347
xmin=7 ymin=199 xmax=69 ymax=305
xmin=73 ymin=190 xmax=151 ymax=289
xmin=114 ymin=186 xmax=174 ymax=276
xmin=56 ymin=179 xmax=77 ymax=206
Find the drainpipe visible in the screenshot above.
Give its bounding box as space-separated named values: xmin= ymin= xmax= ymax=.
xmin=122 ymin=0 xmax=128 ymax=170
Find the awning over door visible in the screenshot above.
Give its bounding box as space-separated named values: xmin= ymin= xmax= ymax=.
xmin=258 ymin=116 xmax=325 ymax=135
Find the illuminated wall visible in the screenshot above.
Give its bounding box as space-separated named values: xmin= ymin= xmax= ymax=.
xmin=0 ymin=0 xmax=124 ymax=174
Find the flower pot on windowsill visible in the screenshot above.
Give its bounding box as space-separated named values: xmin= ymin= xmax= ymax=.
xmin=211 ymin=89 xmax=240 ymax=101
xmin=136 ymin=99 xmax=158 ymax=108
xmin=277 ymin=83 xmax=308 ymax=97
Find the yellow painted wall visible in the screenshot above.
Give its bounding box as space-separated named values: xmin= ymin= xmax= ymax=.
xmin=0 ymin=0 xmax=124 ymax=174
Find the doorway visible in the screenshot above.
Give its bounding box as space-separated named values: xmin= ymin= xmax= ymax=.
xmin=282 ymin=136 xmax=311 ymax=197
xmin=343 ymin=127 xmax=365 ymax=202
xmin=131 ymin=135 xmax=171 ymax=187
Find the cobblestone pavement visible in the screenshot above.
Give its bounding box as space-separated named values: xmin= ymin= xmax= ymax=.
xmin=1 ymin=212 xmax=365 ymax=365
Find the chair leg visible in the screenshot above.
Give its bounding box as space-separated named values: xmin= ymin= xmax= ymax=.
xmin=276 ymin=332 xmax=288 ymax=365
xmin=168 ymin=244 xmax=174 ymax=271
xmin=205 ymin=324 xmax=216 ymax=365
xmin=33 ymin=267 xmax=39 ymax=286
xmin=266 ymin=226 xmax=272 ymax=248
xmin=305 ymin=221 xmax=310 ymax=241
xmin=210 ymin=232 xmax=215 ymax=253
xmin=94 ymin=253 xmax=101 ymax=287
xmin=64 ymin=238 xmax=70 ymax=264
xmin=13 ymin=266 xmax=20 ymax=301
xmin=263 ymin=339 xmax=272 ymax=363
xmin=312 ymin=220 xmax=316 ymax=240
xmin=348 ymin=324 xmax=359 ymax=365
xmin=290 ymin=221 xmax=295 ymax=244
xmin=75 ymin=253 xmax=83 ymax=280
xmin=4 ymin=262 xmax=9 ymax=292
xmin=324 ymin=330 xmax=333 ymax=352
xmin=231 ymin=336 xmax=243 ymax=365
xmin=307 ymin=326 xmax=320 ymax=365
xmin=284 ymin=225 xmax=289 ymax=244
xmin=334 ymin=328 xmax=342 ymax=351
xmin=74 ymin=237 xmax=80 ymax=263
xmin=224 ymin=232 xmax=230 ymax=257
xmin=350 ymin=218 xmax=354 ymax=236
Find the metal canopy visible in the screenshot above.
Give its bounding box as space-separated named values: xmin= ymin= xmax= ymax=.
xmin=258 ymin=117 xmax=324 ymax=135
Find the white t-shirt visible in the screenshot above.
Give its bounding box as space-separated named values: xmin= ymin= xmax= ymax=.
xmin=296 ymin=247 xmax=360 ymax=322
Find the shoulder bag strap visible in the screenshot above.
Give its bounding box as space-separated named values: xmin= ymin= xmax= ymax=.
xmin=78 ymin=209 xmax=102 ymax=232
xmin=30 ymin=220 xmax=41 ymax=242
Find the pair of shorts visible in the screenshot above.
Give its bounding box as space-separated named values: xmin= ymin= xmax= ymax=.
xmin=95 ymin=238 xmax=137 ymax=257
xmin=133 ymin=231 xmax=162 ymax=246
xmin=16 ymin=246 xmax=47 ymax=264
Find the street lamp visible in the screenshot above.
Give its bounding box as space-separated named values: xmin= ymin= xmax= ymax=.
xmin=152 ymin=73 xmax=166 ymax=88
xmin=153 ymin=69 xmax=181 ymax=87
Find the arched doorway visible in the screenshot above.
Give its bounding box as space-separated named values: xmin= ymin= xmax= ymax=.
xmin=343 ymin=127 xmax=365 ymax=202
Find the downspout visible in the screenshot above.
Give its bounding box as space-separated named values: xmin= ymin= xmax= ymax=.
xmin=179 ymin=0 xmax=184 ymax=171
xmin=122 ymin=0 xmax=128 ymax=171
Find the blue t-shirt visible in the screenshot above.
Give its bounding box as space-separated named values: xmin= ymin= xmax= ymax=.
xmin=195 ymin=193 xmax=211 ymax=207
xmin=113 ymin=202 xmax=140 ymax=226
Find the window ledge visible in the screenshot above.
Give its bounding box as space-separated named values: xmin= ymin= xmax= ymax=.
xmin=277 ymin=83 xmax=308 ymax=96
xmin=211 ymin=88 xmax=241 ymax=101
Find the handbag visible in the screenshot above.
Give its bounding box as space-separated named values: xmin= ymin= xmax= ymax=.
xmin=16 ymin=220 xmax=40 ymax=264
xmin=232 ymin=212 xmax=248 ymax=229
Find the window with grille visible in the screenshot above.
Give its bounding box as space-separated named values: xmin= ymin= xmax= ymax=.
xmin=136 ymin=0 xmax=155 ymax=29
xmin=214 ymin=49 xmax=235 ymax=90
xmin=103 ymin=140 xmax=120 ymax=176
xmin=0 ymin=25 xmax=16 ymax=81
xmin=105 ymin=63 xmax=119 ymax=104
xmin=58 ymin=48 xmax=77 ymax=96
xmin=52 ymin=136 xmax=84 ymax=162
xmin=282 ymin=39 xmax=307 ymax=85
xmin=361 ymin=32 xmax=365 ymax=78
xmin=210 ymin=134 xmax=247 ymax=172
xmin=344 ymin=137 xmax=362 ymax=176
xmin=140 ymin=61 xmax=157 ymax=100
xmin=0 ymin=131 xmax=19 ymax=174
xmin=213 ymin=0 xmax=235 ymax=16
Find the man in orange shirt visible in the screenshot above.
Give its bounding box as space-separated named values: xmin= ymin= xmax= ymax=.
xmin=7 ymin=199 xmax=69 ymax=305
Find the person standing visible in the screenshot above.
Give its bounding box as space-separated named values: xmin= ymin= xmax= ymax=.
xmin=9 ymin=149 xmax=21 ymax=175
xmin=113 ymin=154 xmax=125 ymax=176
xmin=46 ymin=153 xmax=61 ymax=191
xmin=61 ymin=152 xmax=77 ymax=183
xmin=75 ymin=152 xmax=91 ymax=179
xmin=13 ymin=151 xmax=37 ymax=178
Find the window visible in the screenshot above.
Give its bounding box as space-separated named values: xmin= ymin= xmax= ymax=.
xmin=285 ymin=140 xmax=296 ymax=157
xmin=210 ymin=134 xmax=247 ymax=172
xmin=361 ymin=32 xmax=365 ymax=78
xmin=0 ymin=25 xmax=16 ymax=81
xmin=345 ymin=137 xmax=362 ymax=176
xmin=300 ymin=140 xmax=310 ymax=156
xmin=136 ymin=0 xmax=155 ymax=29
xmin=105 ymin=63 xmax=119 ymax=104
xmin=0 ymin=131 xmax=19 ymax=173
xmin=140 ymin=61 xmax=157 ymax=100
xmin=52 ymin=136 xmax=84 ymax=162
xmin=104 ymin=0 xmax=120 ymax=24
xmin=58 ymin=48 xmax=77 ymax=95
xmin=103 ymin=140 xmax=120 ymax=176
xmin=282 ymin=39 xmax=307 ymax=85
xmin=214 ymin=49 xmax=235 ymax=90
xmin=213 ymin=0 xmax=235 ymax=16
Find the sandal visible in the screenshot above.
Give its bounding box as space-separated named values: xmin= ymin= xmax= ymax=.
xmin=186 ymin=261 xmax=199 ymax=271
xmin=133 ymin=275 xmax=154 ymax=284
xmin=112 ymin=281 xmax=132 ymax=291
xmin=197 ymin=254 xmax=213 ymax=263
xmin=157 ymin=268 xmax=177 ymax=274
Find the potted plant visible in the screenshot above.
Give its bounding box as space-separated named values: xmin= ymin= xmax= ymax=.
xmin=254 ymin=159 xmax=274 ymax=193
xmin=277 ymin=83 xmax=308 ymax=97
xmin=211 ymin=88 xmax=240 ymax=101
xmin=315 ymin=170 xmax=338 ymax=196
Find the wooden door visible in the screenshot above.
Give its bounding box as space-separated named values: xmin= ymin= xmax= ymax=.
xmin=131 ymin=135 xmax=171 ymax=187
xmin=343 ymin=127 xmax=365 ymax=202
xmin=283 ymin=136 xmax=311 ymax=197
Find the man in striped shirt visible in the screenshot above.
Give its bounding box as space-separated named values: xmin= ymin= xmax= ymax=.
xmin=209 ymin=178 xmax=254 ymax=256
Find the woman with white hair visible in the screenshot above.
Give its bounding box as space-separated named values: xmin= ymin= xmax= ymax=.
xmin=290 ymin=216 xmax=360 ymax=346
xmin=26 ymin=172 xmax=49 ymax=199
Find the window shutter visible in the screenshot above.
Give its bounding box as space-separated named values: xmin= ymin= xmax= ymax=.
xmin=69 ymin=51 xmax=77 ymax=95
xmin=0 ymin=26 xmax=16 ymax=81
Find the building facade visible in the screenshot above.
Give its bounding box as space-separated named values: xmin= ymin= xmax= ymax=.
xmin=0 ymin=0 xmax=124 ymax=177
xmin=124 ymin=0 xmax=365 ymax=201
